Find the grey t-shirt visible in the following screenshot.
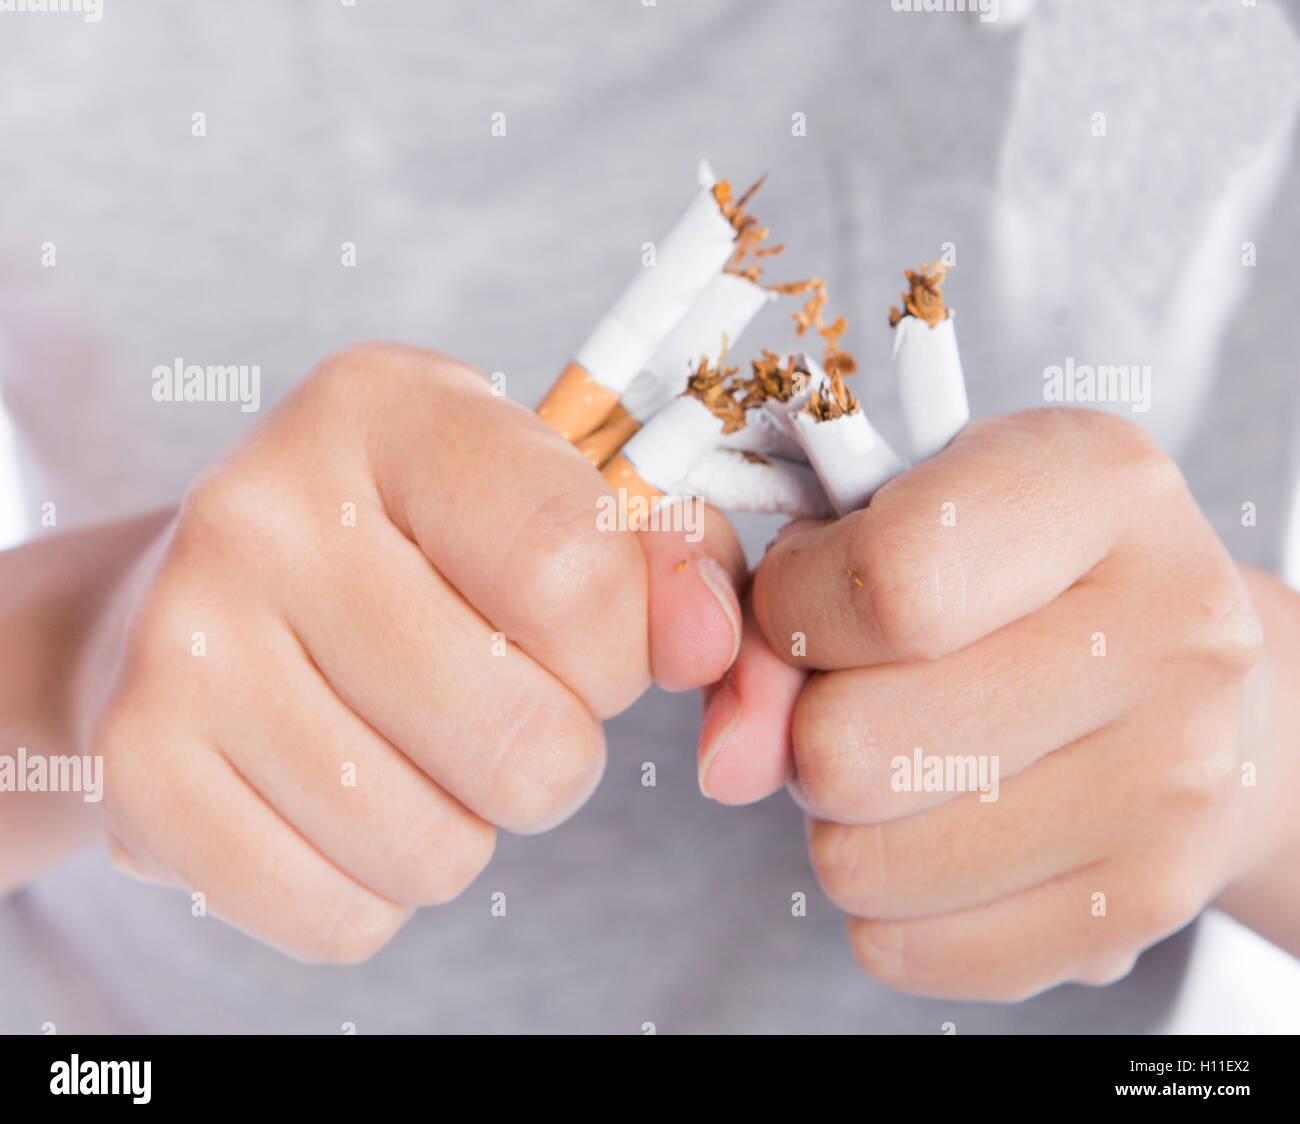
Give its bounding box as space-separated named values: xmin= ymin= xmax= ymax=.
xmin=1 ymin=0 xmax=1299 ymax=1033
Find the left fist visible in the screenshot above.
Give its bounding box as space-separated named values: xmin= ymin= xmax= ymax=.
xmin=701 ymin=408 xmax=1291 ymax=1001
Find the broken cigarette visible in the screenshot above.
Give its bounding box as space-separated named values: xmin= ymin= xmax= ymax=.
xmin=577 ymin=271 xmax=775 ymax=466
xmin=601 ymin=373 xmax=738 ymax=529
xmin=790 ymin=355 xmax=904 ymax=518
xmin=538 ymin=161 xmax=754 ymax=443
xmin=676 ymin=449 xmax=832 ymax=518
xmin=890 ymin=261 xmax=970 ymax=462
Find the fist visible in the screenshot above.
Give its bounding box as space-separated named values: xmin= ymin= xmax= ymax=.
xmin=78 ymin=343 xmax=744 ymax=962
xmin=704 ymin=409 xmax=1282 ymax=1001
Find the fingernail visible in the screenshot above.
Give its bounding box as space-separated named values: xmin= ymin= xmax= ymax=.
xmin=698 ymin=679 xmax=741 ymax=799
xmin=696 ymin=557 xmax=742 ymax=670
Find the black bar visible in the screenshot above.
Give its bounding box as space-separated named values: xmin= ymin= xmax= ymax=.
xmin=0 ymin=1032 xmax=1291 ymax=1109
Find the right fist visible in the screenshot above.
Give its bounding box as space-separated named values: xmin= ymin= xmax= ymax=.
xmin=75 ymin=343 xmax=742 ymax=962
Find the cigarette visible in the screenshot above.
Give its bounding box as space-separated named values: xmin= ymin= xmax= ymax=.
xmin=790 ymin=355 xmax=905 ymax=517
xmin=748 ymin=279 xmax=905 ymax=518
xmin=623 ymin=272 xmax=775 ymax=423
xmin=578 ymin=271 xmax=774 ymax=467
xmin=600 ymin=349 xmax=746 ymax=528
xmin=575 ymin=406 xmax=640 ymax=467
xmin=889 ymin=261 xmax=970 ymax=462
xmin=602 ymin=396 xmax=730 ymax=528
xmin=538 ymin=161 xmax=752 ymax=443
xmin=676 ymin=449 xmax=832 ymax=518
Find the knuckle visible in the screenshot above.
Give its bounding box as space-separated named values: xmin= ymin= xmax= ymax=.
xmin=487 ymin=693 xmax=606 ymax=833
xmin=791 ymin=677 xmax=894 ymax=824
xmin=808 ymin=820 xmax=893 ymax=916
xmin=792 ymin=691 xmax=871 ymax=824
xmin=388 ymin=818 xmax=496 ymax=907
xmin=1075 ymin=955 xmax=1138 ymax=989
xmin=806 ymin=820 xmax=860 ymax=909
xmin=847 ymin=917 xmax=910 ymax=989
xmin=304 ymin=892 xmax=410 ymax=965
xmin=1102 ymin=413 xmax=1186 ymax=501
xmin=1187 ymin=571 xmax=1264 ymax=677
xmin=512 ymin=505 xmax=643 ymax=636
xmin=1167 ymin=739 xmax=1238 ymax=820
xmin=849 ymin=515 xmax=948 ymax=663
xmin=1141 ymin=874 xmax=1205 ymax=940
xmin=176 ymin=465 xmax=278 ymax=557
xmin=308 ymin=342 xmax=486 ymax=407
xmin=93 ymin=709 xmax=150 ymax=822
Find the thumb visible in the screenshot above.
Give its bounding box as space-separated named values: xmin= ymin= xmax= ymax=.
xmin=637 ymin=502 xmax=746 ymax=692
xmin=697 ymin=598 xmax=806 ymax=804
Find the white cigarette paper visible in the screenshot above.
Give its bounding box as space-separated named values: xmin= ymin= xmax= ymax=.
xmin=718 ymin=408 xmax=807 ymax=463
xmin=674 ymin=450 xmax=832 ymax=518
xmin=573 ymin=160 xmax=737 ymax=397
xmin=620 ymin=272 xmax=774 ymax=422
xmin=893 ymin=311 xmax=970 ymax=462
xmin=619 ymin=395 xmax=724 ymax=492
xmin=792 ymin=410 xmax=904 ymax=518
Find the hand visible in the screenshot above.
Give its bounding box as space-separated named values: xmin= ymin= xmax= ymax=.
xmin=700 ymin=408 xmax=1299 ymax=1000
xmin=74 ymin=342 xmax=745 ymax=962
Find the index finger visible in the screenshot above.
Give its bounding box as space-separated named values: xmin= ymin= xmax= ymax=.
xmin=752 ymin=409 xmax=1171 ymax=670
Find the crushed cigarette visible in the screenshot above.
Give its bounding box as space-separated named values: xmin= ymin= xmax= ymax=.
xmin=683 ymin=350 xmax=746 ymax=435
xmin=889 ymin=261 xmax=950 ymax=329
xmin=891 ymin=260 xmax=969 ymax=461
xmin=804 ymin=364 xmax=858 ymax=421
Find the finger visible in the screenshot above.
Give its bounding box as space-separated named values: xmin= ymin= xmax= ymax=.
xmin=328 ymin=343 xmax=650 ymax=718
xmin=788 ymin=566 xmax=1141 ymax=823
xmin=697 ymin=598 xmax=806 ymax=803
xmin=806 ymin=719 xmax=1137 ymax=920
xmin=105 ymin=730 xmax=412 ymax=965
xmin=276 ymin=514 xmax=606 ymax=835
xmin=107 ymin=834 xmax=177 ymax=887
xmin=639 ymin=502 xmax=747 ymax=691
xmin=845 ymin=855 xmax=1200 ymax=1002
xmin=753 ymin=409 xmax=1173 ymax=669
xmin=215 ymin=619 xmax=496 ymax=905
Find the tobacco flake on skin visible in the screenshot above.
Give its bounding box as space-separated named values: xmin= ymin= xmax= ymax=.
xmin=889 ymin=261 xmax=950 ymax=329
xmin=675 ymin=560 xmax=688 ymax=572
xmin=847 ymin=565 xmax=864 ymax=588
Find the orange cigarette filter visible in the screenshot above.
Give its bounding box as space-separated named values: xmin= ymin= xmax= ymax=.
xmin=575 ymin=406 xmax=641 ymax=468
xmin=540 ymin=165 xmax=775 ymax=448
xmin=601 ymin=451 xmax=665 ymax=531
xmin=536 ymin=362 xmax=622 ymax=444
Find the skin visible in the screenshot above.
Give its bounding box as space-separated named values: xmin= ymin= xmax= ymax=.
xmin=5 ymin=364 xmax=1298 ymax=994
xmin=0 ymin=343 xmax=746 ymax=962
xmin=698 ymin=408 xmax=1300 ymax=1000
